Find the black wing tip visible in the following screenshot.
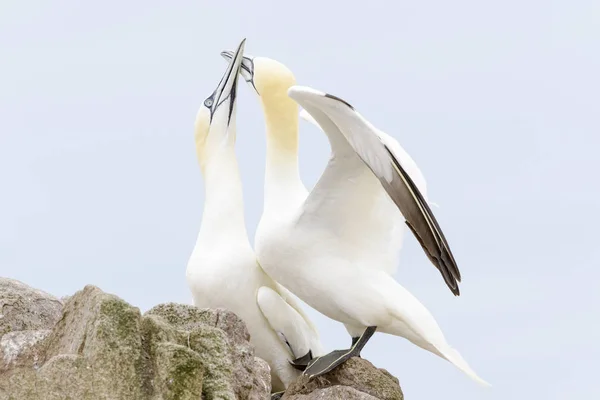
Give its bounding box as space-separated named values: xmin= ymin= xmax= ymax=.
xmin=441 ymin=250 xmax=461 ymax=282
xmin=440 ymin=259 xmax=461 ymax=296
xmin=405 ymin=221 xmax=461 ymax=296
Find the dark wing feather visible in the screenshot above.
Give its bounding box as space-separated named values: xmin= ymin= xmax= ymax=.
xmin=383 ymin=145 xmax=461 ymax=295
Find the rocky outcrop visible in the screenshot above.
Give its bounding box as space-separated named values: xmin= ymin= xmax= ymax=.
xmin=0 ymin=278 xmax=404 ymax=399
xmin=0 ymin=279 xmax=270 ymax=400
xmin=282 ymin=357 xmax=403 ymax=400
xmin=0 ymin=278 xmax=62 ymax=337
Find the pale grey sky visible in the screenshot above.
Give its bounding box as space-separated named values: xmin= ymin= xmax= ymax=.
xmin=1 ymin=1 xmax=599 ymax=399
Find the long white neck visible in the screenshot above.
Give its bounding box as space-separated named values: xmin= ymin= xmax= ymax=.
xmin=197 ymin=146 xmax=249 ymax=245
xmin=261 ymin=96 xmax=306 ymax=214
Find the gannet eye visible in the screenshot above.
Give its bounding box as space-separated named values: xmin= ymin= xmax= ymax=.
xmin=204 ymin=98 xmax=213 ymax=108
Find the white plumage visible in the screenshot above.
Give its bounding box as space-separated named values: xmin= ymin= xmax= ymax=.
xmin=186 ymin=41 xmax=322 ymax=392
xmin=220 ymin=49 xmax=487 ymax=385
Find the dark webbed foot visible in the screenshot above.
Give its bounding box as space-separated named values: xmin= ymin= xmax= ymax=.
xmin=289 ymin=350 xmax=313 ymax=371
xmin=303 ymin=326 xmax=376 ymax=379
xmin=271 ymin=391 xmax=284 ymax=400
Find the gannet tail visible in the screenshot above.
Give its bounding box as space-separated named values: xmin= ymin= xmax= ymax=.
xmin=432 ymin=344 xmax=491 ymax=387
xmin=379 ymin=275 xmax=490 ymax=386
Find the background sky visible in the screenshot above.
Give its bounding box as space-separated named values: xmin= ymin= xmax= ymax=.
xmin=1 ymin=1 xmax=599 ymax=399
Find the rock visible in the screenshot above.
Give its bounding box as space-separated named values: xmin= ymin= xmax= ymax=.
xmin=287 ymin=386 xmax=380 ymax=399
xmin=0 ymin=280 xmax=405 ymax=400
xmin=145 ymin=303 xmax=271 ymax=400
xmin=154 ymin=343 xmax=205 ymax=400
xmin=0 ymin=278 xmax=62 ymax=336
xmin=282 ymin=357 xmax=403 ymax=400
xmin=1 ymin=330 xmax=51 ymax=371
xmin=0 ymin=278 xmax=62 ymax=374
xmin=0 ymin=284 xmax=271 ymax=400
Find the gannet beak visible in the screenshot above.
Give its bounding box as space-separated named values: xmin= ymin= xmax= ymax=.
xmin=220 ymin=48 xmax=257 ymax=94
xmin=207 ymin=38 xmax=246 ymax=124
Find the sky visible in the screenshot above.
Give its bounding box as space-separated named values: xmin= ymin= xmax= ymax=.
xmin=1 ymin=1 xmax=599 ymax=398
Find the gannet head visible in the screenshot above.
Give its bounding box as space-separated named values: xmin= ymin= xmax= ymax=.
xmin=194 ymin=39 xmax=245 ymax=169
xmin=220 ymin=51 xmax=298 ymax=116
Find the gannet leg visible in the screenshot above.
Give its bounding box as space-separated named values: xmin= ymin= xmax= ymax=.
xmin=350 ymin=336 xmax=363 ymax=357
xmin=289 ymin=349 xmax=313 ymax=371
xmin=303 ymin=326 xmax=377 ymax=379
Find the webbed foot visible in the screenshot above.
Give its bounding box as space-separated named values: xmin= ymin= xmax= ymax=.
xmin=289 ymin=349 xmax=313 ymax=371
xmin=303 ymin=326 xmax=376 ymax=379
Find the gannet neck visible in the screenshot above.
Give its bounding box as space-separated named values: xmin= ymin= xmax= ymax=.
xmin=197 ymin=146 xmax=249 ymax=245
xmin=261 ymin=94 xmax=305 ymax=212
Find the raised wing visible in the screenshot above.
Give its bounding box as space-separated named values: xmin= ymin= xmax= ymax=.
xmin=257 ymin=286 xmax=323 ymax=360
xmin=289 ymin=86 xmax=461 ymax=295
xmin=298 ymin=104 xmax=408 ymax=274
xmin=300 ymin=108 xmax=433 ymax=207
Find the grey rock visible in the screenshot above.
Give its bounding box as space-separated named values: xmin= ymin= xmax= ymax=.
xmin=145 ymin=303 xmax=271 ymax=400
xmin=0 ymin=278 xmax=62 ymax=336
xmin=1 ymin=329 xmax=51 ymax=371
xmin=154 ymin=342 xmax=205 ymax=400
xmin=286 ymin=386 xmax=380 ymax=399
xmin=282 ymin=357 xmax=403 ymax=400
xmin=0 ymin=280 xmax=405 ymax=400
xmin=0 ymin=284 xmax=270 ymax=400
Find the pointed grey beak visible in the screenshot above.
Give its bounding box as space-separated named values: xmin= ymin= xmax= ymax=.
xmin=220 ymin=49 xmax=258 ymax=94
xmin=207 ymin=38 xmax=246 ymax=123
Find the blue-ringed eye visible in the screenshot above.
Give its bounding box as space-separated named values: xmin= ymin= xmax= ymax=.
xmin=204 ymin=98 xmax=213 ymax=108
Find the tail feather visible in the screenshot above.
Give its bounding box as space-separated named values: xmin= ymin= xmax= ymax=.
xmin=435 ymin=345 xmax=491 ymax=387
xmin=380 ymin=276 xmax=490 ymax=387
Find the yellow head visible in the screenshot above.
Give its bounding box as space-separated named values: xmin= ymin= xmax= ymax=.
xmin=220 ymin=51 xmax=299 ymax=153
xmin=194 ymin=39 xmax=245 ymax=170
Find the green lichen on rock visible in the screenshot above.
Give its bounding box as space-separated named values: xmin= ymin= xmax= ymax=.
xmin=146 ymin=303 xmax=250 ymax=344
xmin=1 ymin=279 xmax=406 ymax=400
xmin=145 ymin=305 xmax=240 ymax=400
xmin=1 ymin=281 xmax=272 ymax=400
xmin=41 ymin=285 xmax=147 ymax=400
xmin=188 ymin=324 xmax=236 ymax=400
xmin=154 ymin=343 xmax=204 ymax=400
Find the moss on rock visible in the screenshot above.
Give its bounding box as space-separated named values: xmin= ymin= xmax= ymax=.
xmin=155 ymin=343 xmax=204 ymax=400
xmin=1 ymin=284 xmax=271 ymax=400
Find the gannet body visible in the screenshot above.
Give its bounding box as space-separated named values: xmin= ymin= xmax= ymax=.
xmin=185 ymin=41 xmax=322 ymax=392
xmin=221 ymin=52 xmax=487 ymax=385
xmin=220 ymin=54 xmax=433 ymax=281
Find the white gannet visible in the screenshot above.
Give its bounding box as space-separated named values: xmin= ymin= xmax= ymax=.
xmin=185 ymin=40 xmax=323 ymax=393
xmin=219 ymin=52 xmax=487 ymax=385
xmin=218 ymin=53 xmax=426 ymax=336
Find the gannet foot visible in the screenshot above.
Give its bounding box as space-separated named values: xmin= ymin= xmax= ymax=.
xmin=289 ymin=349 xmax=313 ymax=371
xmin=271 ymin=391 xmax=284 ymax=400
xmin=303 ymin=326 xmax=377 ymax=379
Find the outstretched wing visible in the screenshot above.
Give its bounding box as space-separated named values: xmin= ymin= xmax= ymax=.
xmin=289 ymin=86 xmax=461 ymax=295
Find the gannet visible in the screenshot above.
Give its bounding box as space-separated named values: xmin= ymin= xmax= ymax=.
xmin=219 ymin=53 xmax=429 ymax=279
xmin=185 ymin=40 xmax=323 ymax=393
xmin=220 ymin=52 xmax=487 ymax=385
